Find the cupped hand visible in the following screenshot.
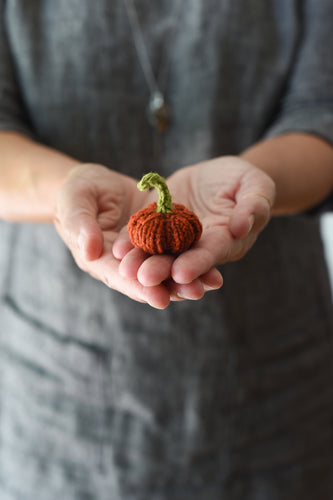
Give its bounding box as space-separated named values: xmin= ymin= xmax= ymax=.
xmin=54 ymin=163 xmax=177 ymax=308
xmin=113 ymin=156 xmax=276 ymax=301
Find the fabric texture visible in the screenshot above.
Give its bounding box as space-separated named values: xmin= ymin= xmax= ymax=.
xmin=128 ymin=202 xmax=203 ymax=254
xmin=0 ymin=1 xmax=333 ymax=499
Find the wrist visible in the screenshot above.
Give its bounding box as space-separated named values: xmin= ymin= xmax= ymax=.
xmin=0 ymin=132 xmax=80 ymax=222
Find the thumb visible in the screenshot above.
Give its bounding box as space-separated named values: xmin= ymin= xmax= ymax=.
xmin=55 ymin=177 xmax=104 ymax=261
xmin=229 ymin=171 xmax=275 ymax=239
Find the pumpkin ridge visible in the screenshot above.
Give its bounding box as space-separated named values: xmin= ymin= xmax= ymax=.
xmin=128 ymin=173 xmax=202 ymax=254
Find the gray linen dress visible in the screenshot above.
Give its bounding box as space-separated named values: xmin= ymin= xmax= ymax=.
xmin=0 ymin=1 xmax=333 ymax=499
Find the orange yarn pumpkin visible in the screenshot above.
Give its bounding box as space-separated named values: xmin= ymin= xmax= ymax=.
xmin=128 ymin=173 xmax=202 ymax=255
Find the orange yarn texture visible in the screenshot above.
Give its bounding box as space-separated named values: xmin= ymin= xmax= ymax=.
xmin=128 ymin=202 xmax=202 ymax=255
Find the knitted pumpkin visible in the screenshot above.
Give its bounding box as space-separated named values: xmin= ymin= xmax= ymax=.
xmin=128 ymin=172 xmax=202 ymax=255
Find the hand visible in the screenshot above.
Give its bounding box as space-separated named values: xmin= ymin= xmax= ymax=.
xmin=113 ymin=156 xmax=276 ymax=304
xmin=54 ymin=164 xmax=173 ymax=306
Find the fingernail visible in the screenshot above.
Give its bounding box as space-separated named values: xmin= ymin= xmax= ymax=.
xmin=248 ymin=215 xmax=255 ymax=233
xmin=176 ymin=293 xmax=197 ymax=300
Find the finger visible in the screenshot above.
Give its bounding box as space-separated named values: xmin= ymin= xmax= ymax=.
xmin=171 ymin=228 xmax=232 ymax=284
xmin=119 ymin=250 xmax=174 ymax=286
xmin=78 ymin=216 xmax=104 ymax=261
xmin=137 ymin=254 xmax=174 ymax=286
xmin=168 ymin=268 xmax=223 ymax=302
xmin=112 ymin=225 xmax=134 ymax=260
xmin=229 ymin=169 xmax=275 ymax=239
xmin=56 ymin=183 xmax=104 ymax=261
xmin=166 ymin=278 xmax=205 ymax=301
xmin=142 ymin=285 xmax=171 ymax=309
xmin=229 ymin=192 xmax=272 ymax=239
xmin=200 ymin=267 xmax=224 ymax=291
xmin=118 ymin=247 xmax=149 ymax=279
xmin=55 ymin=212 xmax=104 ymax=262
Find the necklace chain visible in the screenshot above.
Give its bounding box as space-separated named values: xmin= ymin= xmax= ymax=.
xmin=123 ymin=0 xmax=159 ymax=95
xmin=122 ymin=0 xmax=182 ymax=132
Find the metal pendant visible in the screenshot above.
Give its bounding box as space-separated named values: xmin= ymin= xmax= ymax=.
xmin=147 ymin=91 xmax=171 ymax=133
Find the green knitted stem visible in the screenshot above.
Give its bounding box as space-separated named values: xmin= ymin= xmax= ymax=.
xmin=137 ymin=172 xmax=173 ymax=214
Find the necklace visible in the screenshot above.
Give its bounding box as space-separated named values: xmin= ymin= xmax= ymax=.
xmin=122 ymin=0 xmax=182 ymax=133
